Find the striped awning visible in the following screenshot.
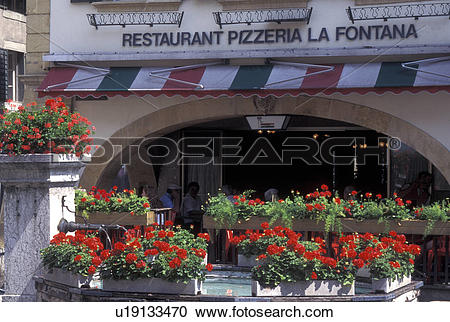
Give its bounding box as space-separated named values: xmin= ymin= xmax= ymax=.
xmin=37 ymin=60 xmax=450 ymax=98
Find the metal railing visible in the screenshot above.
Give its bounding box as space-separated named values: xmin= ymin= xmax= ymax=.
xmin=347 ymin=3 xmax=450 ymax=23
xmin=86 ymin=11 xmax=184 ymax=29
xmin=213 ymin=7 xmax=313 ymax=28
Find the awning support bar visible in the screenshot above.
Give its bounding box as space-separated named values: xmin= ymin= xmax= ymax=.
xmin=264 ymin=60 xmax=335 ymax=87
xmin=401 ymin=56 xmax=450 ymax=79
xmin=149 ymin=61 xmax=224 ymax=89
xmin=44 ymin=63 xmax=110 ymax=92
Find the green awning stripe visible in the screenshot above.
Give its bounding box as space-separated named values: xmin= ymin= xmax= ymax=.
xmin=97 ymin=67 xmax=141 ymax=91
xmin=375 ymin=62 xmax=418 ymax=87
xmin=229 ymin=65 xmax=273 ymax=90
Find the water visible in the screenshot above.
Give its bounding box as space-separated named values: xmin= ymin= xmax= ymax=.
xmin=203 ymin=277 xmax=252 ymax=297
xmin=203 ymin=272 xmax=373 ymax=297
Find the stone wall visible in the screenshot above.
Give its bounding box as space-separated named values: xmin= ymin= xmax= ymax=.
xmin=20 ymin=0 xmax=50 ymax=104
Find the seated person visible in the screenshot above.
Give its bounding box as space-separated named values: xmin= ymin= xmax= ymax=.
xmin=159 ymin=183 xmax=181 ymax=223
xmin=181 ymin=182 xmax=203 ymax=229
xmin=264 ymin=188 xmax=279 ymax=202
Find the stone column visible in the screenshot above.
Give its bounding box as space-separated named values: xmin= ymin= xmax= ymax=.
xmin=0 ymin=154 xmax=85 ymax=302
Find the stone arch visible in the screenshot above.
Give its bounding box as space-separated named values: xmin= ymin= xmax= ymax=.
xmin=80 ymin=95 xmax=450 ymax=189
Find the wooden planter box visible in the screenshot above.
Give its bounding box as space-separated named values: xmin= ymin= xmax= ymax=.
xmin=203 ymin=216 xmax=450 ymax=235
xmin=252 ymin=280 xmax=355 ymax=297
xmin=372 ymin=275 xmax=412 ymax=293
xmin=102 ymin=278 xmax=202 ymax=295
xmin=43 ymin=268 xmax=92 ymax=288
xmin=76 ymin=211 xmax=156 ymax=226
xmin=237 ymin=254 xmax=258 ymax=267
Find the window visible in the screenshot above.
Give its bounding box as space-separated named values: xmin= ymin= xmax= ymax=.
xmin=0 ymin=50 xmax=6 ymax=105
xmin=6 ymin=51 xmax=24 ymax=104
xmin=0 ymin=0 xmax=26 ymax=14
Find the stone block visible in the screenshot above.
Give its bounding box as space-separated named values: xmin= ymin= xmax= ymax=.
xmin=26 ymin=33 xmax=50 ymax=53
xmin=0 ymin=154 xmax=85 ymax=301
xmin=27 ymin=0 xmax=50 ymax=15
xmin=26 ymin=14 xmax=50 ymax=34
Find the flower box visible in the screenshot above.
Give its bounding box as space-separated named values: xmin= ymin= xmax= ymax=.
xmin=203 ymin=216 xmax=450 ymax=235
xmin=237 ymin=254 xmax=258 ymax=267
xmin=372 ymin=275 xmax=411 ymax=293
xmin=43 ymin=268 xmax=92 ymax=288
xmin=251 ymin=280 xmax=355 ymax=297
xmin=356 ymin=267 xmax=371 ymax=278
xmin=102 ymin=278 xmax=202 ymax=295
xmin=76 ymin=211 xmax=156 ymax=226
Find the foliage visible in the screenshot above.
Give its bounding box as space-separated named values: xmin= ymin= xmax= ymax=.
xmin=40 ymin=231 xmax=104 ymax=276
xmin=0 ymin=98 xmax=95 ymax=156
xmin=203 ymin=186 xmax=450 ymax=234
xmin=230 ymin=222 xmax=318 ymax=257
xmin=339 ymin=231 xmax=421 ymax=280
xmin=414 ymin=200 xmax=449 ymax=236
xmin=250 ymin=223 xmax=356 ymax=287
xmin=75 ymin=186 xmax=151 ymax=217
xmin=99 ymin=224 xmax=211 ymax=283
xmin=249 ymin=223 xmax=422 ymax=288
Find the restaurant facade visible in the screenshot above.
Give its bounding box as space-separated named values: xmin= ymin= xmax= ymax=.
xmin=22 ymin=0 xmax=450 ymax=200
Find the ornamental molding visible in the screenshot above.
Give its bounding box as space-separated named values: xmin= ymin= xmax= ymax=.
xmin=253 ymin=95 xmax=276 ymax=115
xmin=218 ymin=0 xmax=308 ymax=10
xmin=93 ymin=0 xmax=182 ymax=12
xmin=354 ymin=0 xmax=429 ymax=5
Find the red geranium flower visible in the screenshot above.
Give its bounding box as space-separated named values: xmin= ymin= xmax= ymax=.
xmin=165 ymin=220 xmax=174 ymax=226
xmin=321 ymin=184 xmax=328 ymax=191
xmin=311 ymin=272 xmax=318 ymax=280
xmin=100 ymin=250 xmax=110 ymax=260
xmin=143 ymin=202 xmax=150 ymax=208
xmin=74 ymin=255 xmax=82 ymax=262
xmin=261 ymin=222 xmax=269 ymax=229
xmin=114 ymin=242 xmax=125 ymax=252
xmin=352 ymin=259 xmax=364 ymax=269
xmin=351 ymin=190 xmax=357 ymax=195
xmin=125 ymin=253 xmax=138 ymax=264
xmin=92 ymin=256 xmax=102 ymax=266
xmin=176 ymin=248 xmax=188 ymax=260
xmin=206 ymin=263 xmax=213 ymax=271
xmin=158 ymin=230 xmax=167 ymax=238
xmin=257 ymin=254 xmax=267 ymax=260
xmin=136 ymin=260 xmax=146 ymax=269
xmin=145 ymin=248 xmax=159 ymax=256
xmin=87 ymin=265 xmax=96 ymax=275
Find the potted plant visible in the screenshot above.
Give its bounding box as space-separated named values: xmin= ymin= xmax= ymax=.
xmin=230 ymin=222 xmax=301 ymax=267
xmin=251 ymin=226 xmax=356 ymax=296
xmin=40 ymin=231 xmax=104 ymax=288
xmin=203 ymin=186 xmax=450 ymax=236
xmin=75 ymin=186 xmax=154 ymax=225
xmin=0 ymin=98 xmax=94 ymax=157
xmin=99 ymin=223 xmax=212 ymax=295
xmin=367 ymin=231 xmax=421 ymax=293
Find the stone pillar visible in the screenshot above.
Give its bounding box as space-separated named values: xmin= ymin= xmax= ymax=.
xmin=0 ymin=154 xmax=85 ymax=302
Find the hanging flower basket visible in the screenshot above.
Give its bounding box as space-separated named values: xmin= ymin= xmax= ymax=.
xmin=252 ymin=280 xmax=355 ymax=297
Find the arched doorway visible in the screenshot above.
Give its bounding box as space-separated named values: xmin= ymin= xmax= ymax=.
xmin=80 ymin=95 xmax=450 ymax=191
